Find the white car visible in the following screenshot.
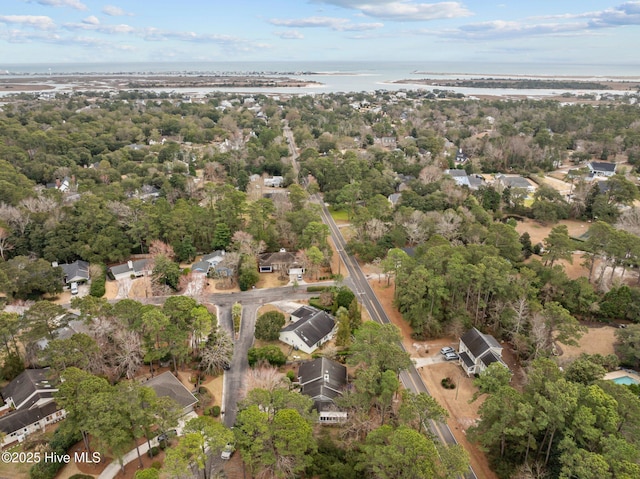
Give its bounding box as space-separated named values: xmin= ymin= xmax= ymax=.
xmin=221 ymin=443 xmax=235 ymax=460
xmin=70 ymin=282 xmax=79 ymax=295
xmin=440 ymin=346 xmax=455 ymax=355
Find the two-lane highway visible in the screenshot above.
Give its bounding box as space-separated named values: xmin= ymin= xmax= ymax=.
xmin=316 ymin=195 xmax=477 ymax=479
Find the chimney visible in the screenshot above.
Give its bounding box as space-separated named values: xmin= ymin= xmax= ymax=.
xmin=127 ymin=260 xmax=134 ymax=270
xmin=51 ymin=261 xmax=58 ymax=267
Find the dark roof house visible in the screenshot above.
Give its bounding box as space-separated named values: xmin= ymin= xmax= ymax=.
xmin=458 ymin=328 xmax=509 ymax=376
xmin=145 ymin=371 xmax=198 ymax=414
xmin=0 ymin=369 xmax=65 ymax=448
xmin=298 ymin=357 xmax=347 ymax=423
xmin=279 ymin=307 xmax=336 ymax=354
xmin=588 ymin=161 xmax=617 ymax=177
xmin=58 ymin=260 xmax=90 ymax=284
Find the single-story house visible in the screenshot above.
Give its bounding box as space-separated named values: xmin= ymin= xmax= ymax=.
xmin=495 ymin=174 xmax=537 ymax=194
xmin=145 ymin=371 xmax=198 ymax=416
xmin=258 ymin=249 xmax=303 ymax=275
xmin=0 ymin=368 xmax=65 ymax=448
xmin=109 ymin=259 xmax=151 ymax=281
xmin=280 ymin=307 xmax=336 ymax=355
xmin=192 ymin=250 xmax=231 ymax=276
xmin=57 ymin=260 xmax=90 ymax=284
xmin=264 ymin=176 xmax=284 ymax=187
xmin=588 ymin=161 xmax=617 ymax=178
xmin=298 ymin=357 xmax=348 ymax=423
xmin=444 ymin=169 xmax=471 ymax=187
xmin=458 ymin=328 xmax=509 ymax=376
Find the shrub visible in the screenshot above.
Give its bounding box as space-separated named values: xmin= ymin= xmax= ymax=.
xmin=286 ymin=370 xmax=296 ymax=382
xmin=69 ymin=475 xmax=94 ymax=479
xmin=254 ymin=311 xmax=286 ymax=341
xmin=89 ymin=264 xmax=106 ymax=297
xmin=147 ymin=446 xmax=160 ymax=458
xmin=151 ymin=461 xmax=162 ymax=470
xmin=306 ymin=285 xmax=330 ymax=292
xmin=441 ymin=377 xmax=456 ymax=389
xmin=247 ymin=345 xmax=287 ymax=367
xmin=212 ymin=405 xmax=221 ymax=417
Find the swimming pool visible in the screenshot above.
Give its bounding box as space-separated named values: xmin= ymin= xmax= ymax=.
xmin=612 ymin=375 xmax=640 ymax=386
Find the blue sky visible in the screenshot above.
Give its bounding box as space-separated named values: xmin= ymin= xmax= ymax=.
xmin=1 ymin=0 xmax=639 ymax=65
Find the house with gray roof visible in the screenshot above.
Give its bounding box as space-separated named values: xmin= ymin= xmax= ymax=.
xmin=58 ymin=260 xmax=90 ymax=284
xmin=495 ymin=174 xmax=537 ymax=194
xmin=108 ymin=259 xmax=151 ymax=281
xmin=0 ymin=369 xmax=65 ymax=448
xmin=279 ymin=307 xmax=336 ymax=354
xmin=145 ymin=371 xmax=198 ymax=415
xmin=458 ymin=328 xmax=509 ymax=376
xmin=298 ymin=357 xmax=347 ymax=423
xmin=192 ymin=250 xmax=231 ymax=276
xmin=444 ymin=169 xmax=471 ymax=187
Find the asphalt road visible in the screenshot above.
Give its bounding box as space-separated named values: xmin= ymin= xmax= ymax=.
xmin=211 ymin=287 xmax=321 ymax=427
xmin=316 ymin=196 xmax=478 ymax=479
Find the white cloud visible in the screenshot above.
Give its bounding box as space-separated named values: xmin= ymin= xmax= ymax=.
xmin=0 ymin=15 xmax=56 ymax=30
xmin=102 ymin=5 xmax=134 ymax=16
xmin=314 ymin=1 xmax=472 ymax=21
xmin=82 ymin=15 xmax=100 ymax=25
xmin=269 ymin=16 xmax=383 ymax=31
xmin=64 ymin=21 xmax=136 ymax=34
xmin=274 ymin=30 xmax=304 ymax=39
xmin=30 ymin=0 xmax=87 ymax=10
xmin=436 ymin=1 xmax=640 ymax=41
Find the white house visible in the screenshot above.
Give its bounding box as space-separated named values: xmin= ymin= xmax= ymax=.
xmin=264 ymin=176 xmax=284 ymax=187
xmin=588 ymin=161 xmax=617 ymax=178
xmin=279 ymin=306 xmax=336 ymax=354
xmin=458 ymin=328 xmax=509 ymax=376
xmin=0 ymin=369 xmax=66 ymax=448
xmin=444 ymin=169 xmax=471 ymax=187
xmin=109 ymin=259 xmax=151 ymax=281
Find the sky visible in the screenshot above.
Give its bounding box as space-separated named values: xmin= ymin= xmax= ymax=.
xmin=1 ymin=0 xmax=639 ymax=66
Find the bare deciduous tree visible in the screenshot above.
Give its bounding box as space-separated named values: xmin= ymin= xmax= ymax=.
xmin=199 ymin=329 xmax=233 ymax=375
xmin=111 ymin=329 xmax=143 ymax=380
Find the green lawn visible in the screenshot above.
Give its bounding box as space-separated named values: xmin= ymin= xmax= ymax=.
xmin=329 ymin=209 xmax=349 ymax=222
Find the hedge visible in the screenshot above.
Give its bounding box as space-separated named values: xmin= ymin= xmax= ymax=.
xmin=89 ymin=264 xmax=106 ymax=297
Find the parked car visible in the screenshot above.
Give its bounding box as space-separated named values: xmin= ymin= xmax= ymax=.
xmin=70 ymin=282 xmax=79 ymax=295
xmin=221 ymin=443 xmax=235 ymax=460
xmin=440 ymin=346 xmax=455 ymax=355
xmin=444 ymin=352 xmax=459 ymax=361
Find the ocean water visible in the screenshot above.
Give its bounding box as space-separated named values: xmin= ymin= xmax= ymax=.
xmin=2 ymin=61 xmax=640 ymax=95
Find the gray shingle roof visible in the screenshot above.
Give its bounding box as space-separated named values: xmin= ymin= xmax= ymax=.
xmin=291 ymin=305 xmax=320 ymax=323
xmin=298 ymin=358 xmax=347 ymax=404
xmin=145 ymin=371 xmax=197 ymax=410
xmin=589 ymin=161 xmax=617 ymax=172
xmin=1 ymin=369 xmax=56 ymax=410
xmin=109 ymin=259 xmax=149 ymax=277
xmin=460 ymin=328 xmax=501 ymax=359
xmin=60 ymin=260 xmax=90 ymax=283
xmin=281 ymin=310 xmax=335 ymax=348
xmin=0 ymin=402 xmax=59 ymax=435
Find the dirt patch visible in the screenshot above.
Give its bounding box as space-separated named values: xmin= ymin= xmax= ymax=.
xmin=557 ymin=324 xmax=617 ymax=361
xmin=514 ymin=218 xmax=590 ymax=246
